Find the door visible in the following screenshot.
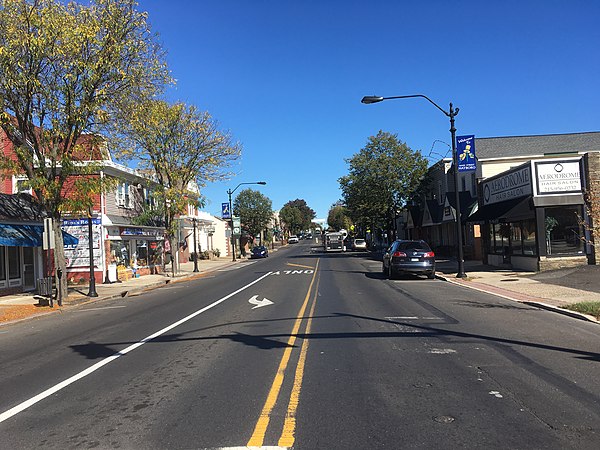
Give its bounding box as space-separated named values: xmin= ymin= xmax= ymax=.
xmin=23 ymin=247 xmax=35 ymax=291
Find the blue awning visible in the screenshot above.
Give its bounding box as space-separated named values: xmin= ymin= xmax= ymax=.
xmin=0 ymin=224 xmax=79 ymax=247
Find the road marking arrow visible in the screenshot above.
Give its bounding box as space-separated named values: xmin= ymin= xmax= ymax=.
xmin=249 ymin=295 xmax=274 ymax=309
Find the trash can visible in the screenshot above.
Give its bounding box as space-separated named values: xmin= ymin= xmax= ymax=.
xmin=37 ymin=277 xmax=53 ymax=296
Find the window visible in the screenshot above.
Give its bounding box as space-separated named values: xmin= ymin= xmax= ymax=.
xmin=0 ymin=247 xmax=6 ymax=281
xmin=144 ymin=188 xmax=157 ymax=208
xmin=13 ymin=177 xmax=31 ymax=194
xmin=522 ymin=219 xmax=537 ymax=255
xmin=116 ymin=182 xmax=132 ymax=208
xmin=545 ymin=206 xmax=583 ymax=255
xmin=8 ymin=247 xmax=20 ymax=279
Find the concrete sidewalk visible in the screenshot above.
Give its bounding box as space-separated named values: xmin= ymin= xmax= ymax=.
xmin=435 ymin=259 xmax=600 ymax=323
xmin=0 ymin=257 xmax=238 ymax=324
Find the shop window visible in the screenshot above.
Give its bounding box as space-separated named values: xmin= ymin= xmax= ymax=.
xmin=148 ymin=240 xmax=163 ymax=267
xmin=136 ymin=240 xmax=148 ymax=267
xmin=545 ymin=206 xmax=583 ymax=255
xmin=522 ymin=219 xmax=537 ymax=255
xmin=8 ymin=247 xmax=21 ymax=279
xmin=0 ymin=247 xmax=6 ymax=282
xmin=511 ymin=224 xmax=522 ymax=256
xmin=110 ymin=241 xmax=131 ymax=267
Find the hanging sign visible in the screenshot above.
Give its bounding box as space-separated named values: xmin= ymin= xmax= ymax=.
xmin=457 ymin=135 xmax=477 ymax=172
xmin=222 ymin=202 xmax=231 ymax=219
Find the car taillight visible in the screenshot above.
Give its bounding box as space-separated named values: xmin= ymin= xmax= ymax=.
xmin=424 ymin=251 xmax=435 ymax=258
xmin=392 ymin=251 xmax=406 ymax=257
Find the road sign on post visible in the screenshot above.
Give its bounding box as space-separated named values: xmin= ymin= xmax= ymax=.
xmin=42 ymin=218 xmax=55 ymax=250
xmin=233 ymin=217 xmax=241 ymax=236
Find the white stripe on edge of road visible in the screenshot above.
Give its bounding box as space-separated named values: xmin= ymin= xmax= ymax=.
xmin=0 ymin=271 xmax=273 ymax=424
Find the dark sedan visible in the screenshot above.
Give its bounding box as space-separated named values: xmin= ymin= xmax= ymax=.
xmin=382 ymin=240 xmax=436 ymax=279
xmin=250 ymin=245 xmax=269 ymax=259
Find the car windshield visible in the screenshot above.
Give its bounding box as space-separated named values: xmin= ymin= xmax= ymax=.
xmin=355 ymin=239 xmax=365 ymax=244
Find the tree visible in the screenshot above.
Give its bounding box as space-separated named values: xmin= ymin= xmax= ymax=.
xmin=327 ymin=204 xmax=353 ymax=232
xmin=339 ymin=131 xmax=428 ymax=242
xmin=233 ymin=188 xmax=273 ymax=240
xmin=0 ymin=0 xmax=170 ymax=298
xmin=279 ymin=199 xmax=315 ymax=235
xmin=117 ymin=99 xmax=241 ymax=275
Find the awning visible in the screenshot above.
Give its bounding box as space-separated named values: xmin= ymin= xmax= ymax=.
xmin=0 ymin=224 xmax=79 ymax=247
xmin=468 ymin=197 xmax=533 ymax=223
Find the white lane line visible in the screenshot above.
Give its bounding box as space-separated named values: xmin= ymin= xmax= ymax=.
xmin=75 ymin=306 xmax=127 ymax=312
xmin=0 ymin=271 xmax=272 ymax=424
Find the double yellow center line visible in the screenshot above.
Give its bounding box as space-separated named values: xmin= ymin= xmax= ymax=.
xmin=247 ymin=259 xmax=321 ymax=448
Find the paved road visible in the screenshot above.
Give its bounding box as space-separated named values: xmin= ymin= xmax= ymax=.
xmin=0 ymin=241 xmax=599 ymax=449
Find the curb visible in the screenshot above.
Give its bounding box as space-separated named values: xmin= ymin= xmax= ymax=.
xmin=0 ymin=260 xmax=239 ymax=327
xmin=437 ymin=273 xmax=599 ymax=324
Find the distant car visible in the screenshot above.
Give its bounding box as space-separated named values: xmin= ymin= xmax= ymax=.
xmin=305 ymin=233 xmax=313 ymax=240
xmin=250 ymin=245 xmax=269 ymax=258
xmin=352 ymin=238 xmax=368 ymax=251
xmin=288 ymin=235 xmax=299 ymax=244
xmin=382 ymin=240 xmax=436 ymax=279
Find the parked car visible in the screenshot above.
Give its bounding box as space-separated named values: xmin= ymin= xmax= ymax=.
xmin=288 ymin=235 xmax=299 ymax=244
xmin=382 ymin=240 xmax=436 ymax=279
xmin=250 ymin=245 xmax=269 ymax=258
xmin=352 ymin=238 xmax=368 ymax=251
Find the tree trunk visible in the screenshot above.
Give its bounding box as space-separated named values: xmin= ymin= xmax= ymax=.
xmin=52 ymin=220 xmax=68 ymax=303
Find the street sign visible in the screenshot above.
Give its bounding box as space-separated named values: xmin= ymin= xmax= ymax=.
xmin=222 ymin=202 xmax=231 ymax=219
xmin=42 ymin=218 xmax=55 ymax=250
xmin=233 ymin=217 xmax=241 ymax=237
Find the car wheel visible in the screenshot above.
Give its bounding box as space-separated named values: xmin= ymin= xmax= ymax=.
xmin=388 ymin=266 xmax=397 ymax=280
xmin=427 ymin=271 xmax=436 ymax=279
xmin=382 ymin=262 xmax=387 ymax=275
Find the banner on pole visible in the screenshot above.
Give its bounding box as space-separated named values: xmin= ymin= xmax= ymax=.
xmin=457 ymin=135 xmax=477 ymax=172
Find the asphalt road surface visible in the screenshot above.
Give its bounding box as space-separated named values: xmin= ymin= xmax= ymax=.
xmin=1 ymin=240 xmax=599 ymax=449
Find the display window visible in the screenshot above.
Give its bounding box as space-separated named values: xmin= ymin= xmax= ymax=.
xmin=544 ymin=206 xmax=584 ymax=255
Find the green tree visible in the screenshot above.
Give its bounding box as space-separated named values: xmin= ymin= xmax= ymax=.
xmin=279 ymin=199 xmax=315 ymax=235
xmin=233 ymin=188 xmax=273 ymax=238
xmin=327 ymin=204 xmax=353 ymax=232
xmin=339 ymin=130 xmax=428 ymax=241
xmin=118 ymin=99 xmax=241 ymax=275
xmin=0 ymin=0 xmax=170 ymax=298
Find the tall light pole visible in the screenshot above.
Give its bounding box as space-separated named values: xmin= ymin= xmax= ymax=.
xmin=87 ymin=207 xmax=98 ymax=297
xmin=192 ymin=217 xmax=199 ymax=272
xmin=361 ymin=94 xmax=467 ymax=278
xmin=227 ymin=181 xmax=267 ymax=262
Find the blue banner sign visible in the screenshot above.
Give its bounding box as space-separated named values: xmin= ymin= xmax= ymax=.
xmin=457 ymin=135 xmax=477 ymax=172
xmin=222 ymin=202 xmax=231 ymax=219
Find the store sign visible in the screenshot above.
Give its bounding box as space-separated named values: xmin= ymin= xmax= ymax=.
xmin=483 ymin=165 xmax=532 ymax=205
xmin=535 ymin=160 xmax=582 ymax=195
xmin=62 ymin=219 xmax=103 ymax=269
xmin=119 ymin=227 xmax=163 ymax=238
xmin=456 ymin=135 xmax=477 ymax=172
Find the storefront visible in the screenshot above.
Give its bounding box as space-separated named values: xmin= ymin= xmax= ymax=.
xmin=470 ymin=157 xmax=589 ymax=271
xmin=105 ymin=225 xmax=165 ymax=279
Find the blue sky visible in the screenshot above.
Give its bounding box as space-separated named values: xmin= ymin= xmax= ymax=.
xmin=142 ymin=0 xmax=600 ymax=219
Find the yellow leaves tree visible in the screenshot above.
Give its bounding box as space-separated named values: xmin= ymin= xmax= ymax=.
xmin=117 ymin=99 xmax=242 ymax=275
xmin=0 ymin=0 xmax=170 ymax=299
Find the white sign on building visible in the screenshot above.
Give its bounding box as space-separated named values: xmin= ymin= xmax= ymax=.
xmin=534 ymin=159 xmax=582 ymax=195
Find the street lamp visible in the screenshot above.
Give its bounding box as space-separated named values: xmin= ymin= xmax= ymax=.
xmin=192 ymin=217 xmax=199 ymax=272
xmin=227 ymin=181 xmax=267 ymax=262
xmin=361 ymin=94 xmax=467 ymax=278
xmin=87 ymin=207 xmax=98 ymax=297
